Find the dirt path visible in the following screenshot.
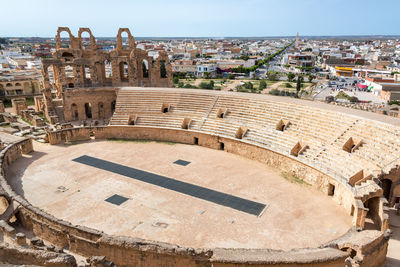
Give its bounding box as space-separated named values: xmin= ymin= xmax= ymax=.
xmin=261 ymin=81 xmax=284 ymax=94
xmin=223 ymin=80 xmax=242 ymax=91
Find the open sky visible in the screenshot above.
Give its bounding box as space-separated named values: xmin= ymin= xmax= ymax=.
xmin=1 ymin=0 xmax=399 ymax=37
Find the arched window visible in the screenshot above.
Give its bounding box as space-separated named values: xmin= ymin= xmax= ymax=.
xmin=80 ymin=31 xmax=91 ymax=50
xmin=160 ymin=60 xmax=167 ymax=78
xmin=68 ymin=83 xmax=74 ymax=88
xmin=6 ymin=83 xmax=12 ymax=87
xmin=59 ymin=31 xmax=70 ymax=48
xmin=119 ymin=61 xmax=128 ymax=82
xmin=15 ymin=82 xmax=21 ymax=87
xmin=142 ymin=60 xmax=149 ymax=78
xmin=65 ymin=65 xmax=75 ymax=79
xmin=62 ymin=52 xmax=73 ymax=58
xmin=84 ymin=103 xmax=92 ymax=119
xmin=84 ymin=65 xmax=91 ymax=79
xmin=62 ymin=52 xmax=74 ymax=62
xmin=104 ymin=60 xmax=112 ymax=79
xmin=121 ymin=31 xmax=129 ymax=49
xmin=23 ymin=82 xmax=30 ymax=91
xmin=71 ymin=103 xmax=78 ymax=120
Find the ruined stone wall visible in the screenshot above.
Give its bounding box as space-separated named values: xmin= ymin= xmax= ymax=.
xmin=11 ymin=98 xmax=28 ymax=116
xmin=0 ymin=245 xmax=76 ymax=267
xmin=63 ymin=87 xmax=117 ymax=122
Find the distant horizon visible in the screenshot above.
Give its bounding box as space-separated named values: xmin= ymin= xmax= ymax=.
xmin=2 ymin=0 xmax=400 ymax=37
xmin=4 ymin=34 xmax=400 ymax=39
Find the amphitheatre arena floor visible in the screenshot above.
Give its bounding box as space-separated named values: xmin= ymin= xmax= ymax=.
xmin=7 ymin=139 xmax=352 ymax=250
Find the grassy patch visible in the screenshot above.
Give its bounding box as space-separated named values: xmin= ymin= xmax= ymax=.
xmin=20 ymin=117 xmax=33 ymax=126
xmin=107 ymin=138 xmax=176 ymax=145
xmin=37 ymin=113 xmax=49 ymax=124
xmin=26 ymin=97 xmax=35 ymax=106
xmin=281 ymin=172 xmax=310 ymax=186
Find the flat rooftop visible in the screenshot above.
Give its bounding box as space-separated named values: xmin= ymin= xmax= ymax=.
xmin=7 ymin=140 xmax=352 ymax=250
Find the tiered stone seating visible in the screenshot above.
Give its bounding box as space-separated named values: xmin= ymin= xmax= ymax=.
xmin=110 ymin=88 xmax=398 ymax=200
xmin=336 ymin=120 xmax=400 ymax=172
xmin=109 ymin=89 xmax=216 ymax=129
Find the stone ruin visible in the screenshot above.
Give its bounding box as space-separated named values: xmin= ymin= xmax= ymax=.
xmin=41 ymin=27 xmax=173 ymax=124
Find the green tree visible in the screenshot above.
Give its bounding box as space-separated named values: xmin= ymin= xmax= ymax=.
xmin=259 ymin=80 xmax=267 ymax=90
xmin=296 ymin=75 xmax=303 ymax=98
xmin=244 ymin=82 xmax=253 ymax=89
xmin=308 ymin=74 xmax=314 ymax=83
xmin=267 ymin=71 xmax=278 ymax=81
xmin=240 ymin=54 xmax=249 ymax=61
xmin=287 ymin=72 xmax=295 ymax=82
xmin=173 ymin=77 xmax=179 ymax=84
xmin=199 ymin=81 xmax=214 ymax=90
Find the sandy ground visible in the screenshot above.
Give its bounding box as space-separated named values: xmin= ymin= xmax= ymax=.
xmin=7 ymin=140 xmax=352 ymax=250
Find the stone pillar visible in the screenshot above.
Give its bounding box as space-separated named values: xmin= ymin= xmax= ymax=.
xmin=353 ymin=199 xmax=368 ymax=229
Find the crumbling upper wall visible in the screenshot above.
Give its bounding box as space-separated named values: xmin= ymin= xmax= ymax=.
xmin=41 ymin=27 xmax=172 ymax=123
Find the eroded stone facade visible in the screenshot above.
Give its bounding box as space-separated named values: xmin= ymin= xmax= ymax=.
xmin=41 ymin=27 xmax=172 ymax=123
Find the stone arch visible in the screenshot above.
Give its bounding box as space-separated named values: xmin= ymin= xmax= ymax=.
xmin=15 ymin=82 xmax=21 ymax=87
xmin=23 ymin=82 xmax=30 ymax=91
xmin=142 ymin=59 xmax=149 ymax=78
xmin=382 ymin=179 xmax=392 ymax=201
xmin=64 ymin=65 xmax=75 ymax=79
xmin=68 ymin=83 xmax=75 ymax=88
xmin=104 ymin=60 xmax=112 ymax=79
xmin=158 ymin=51 xmax=172 ymax=79
xmin=56 ymin=27 xmax=74 ymax=49
xmin=84 ymin=103 xmax=92 ymax=119
xmin=61 ymin=52 xmax=74 ymax=62
xmin=83 ymin=64 xmax=92 ymax=86
xmin=363 ymin=196 xmax=381 ymax=230
xmin=98 ymin=102 xmax=105 ymax=119
xmin=6 ymin=83 xmax=12 ymax=87
xmin=116 ymin=28 xmax=135 ymax=51
xmin=78 ymin=28 xmax=96 ymax=50
xmin=160 ymin=60 xmax=167 ymax=78
xmin=119 ymin=61 xmax=129 ymax=82
xmin=71 ymin=103 xmax=79 ymax=120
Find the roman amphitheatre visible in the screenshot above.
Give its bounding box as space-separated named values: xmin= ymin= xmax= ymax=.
xmin=0 ymin=28 xmax=399 ymax=267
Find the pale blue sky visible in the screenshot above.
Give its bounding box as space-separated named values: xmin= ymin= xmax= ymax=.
xmin=1 ymin=0 xmax=399 ymax=37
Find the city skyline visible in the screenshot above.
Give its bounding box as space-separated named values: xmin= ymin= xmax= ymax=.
xmin=1 ymin=0 xmax=399 ymax=37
